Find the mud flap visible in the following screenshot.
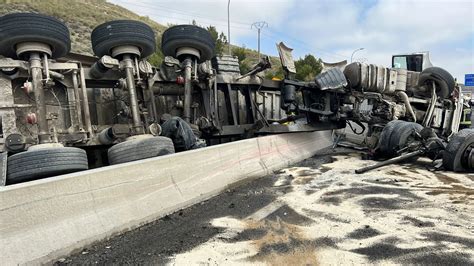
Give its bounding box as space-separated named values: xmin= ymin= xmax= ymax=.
xmin=276 ymin=42 xmax=296 ymax=75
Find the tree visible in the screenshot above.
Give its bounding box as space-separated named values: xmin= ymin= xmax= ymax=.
xmin=218 ymin=32 xmax=227 ymax=53
xmin=231 ymin=46 xmax=253 ymax=74
xmin=232 ymin=46 xmax=246 ymax=62
xmin=265 ymin=68 xmax=284 ymax=80
xmin=294 ymin=54 xmax=323 ymax=81
xmin=206 ymin=25 xmax=227 ymax=56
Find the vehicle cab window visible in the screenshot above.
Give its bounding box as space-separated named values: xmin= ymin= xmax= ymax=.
xmin=393 ymin=56 xmax=407 ymax=69
xmin=392 ymin=55 xmax=423 ymax=72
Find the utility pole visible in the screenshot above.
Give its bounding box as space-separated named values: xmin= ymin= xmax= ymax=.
xmin=227 ymin=0 xmax=231 ymax=55
xmin=251 ymin=21 xmax=268 ymax=60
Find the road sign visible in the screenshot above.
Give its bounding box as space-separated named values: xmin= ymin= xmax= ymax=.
xmin=466 ymin=74 xmax=474 ymax=87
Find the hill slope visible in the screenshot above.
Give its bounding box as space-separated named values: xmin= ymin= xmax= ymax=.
xmin=0 ymin=0 xmax=166 ymax=55
xmin=0 ymin=0 xmax=285 ymax=77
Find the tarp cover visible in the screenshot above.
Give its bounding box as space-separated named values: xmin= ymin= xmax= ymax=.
xmin=161 ymin=117 xmax=206 ymax=151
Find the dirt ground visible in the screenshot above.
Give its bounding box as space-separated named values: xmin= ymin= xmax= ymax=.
xmin=56 ymin=147 xmax=474 ymax=265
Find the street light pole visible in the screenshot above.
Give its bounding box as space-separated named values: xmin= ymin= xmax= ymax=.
xmin=227 ymin=0 xmax=231 ymax=55
xmin=351 ymin=48 xmax=364 ymax=63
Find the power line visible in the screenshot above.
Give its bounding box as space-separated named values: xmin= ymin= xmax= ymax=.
xmin=263 ymin=31 xmax=345 ymax=61
xmin=266 ymin=27 xmax=350 ymax=60
xmin=114 ymin=0 xmax=252 ymax=27
xmin=112 ymin=0 xmax=351 ymax=60
xmin=259 ymin=31 xmax=330 ymax=59
xmin=115 ymin=6 xmax=251 ymax=31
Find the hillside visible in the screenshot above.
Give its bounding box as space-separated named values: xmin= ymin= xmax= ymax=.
xmin=0 ymin=0 xmax=284 ymax=76
xmin=0 ymin=0 xmax=166 ymax=56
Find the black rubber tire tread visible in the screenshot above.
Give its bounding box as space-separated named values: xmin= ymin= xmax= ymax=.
xmin=0 ymin=13 xmax=71 ymax=59
xmin=378 ymin=120 xmax=405 ymax=156
xmin=7 ymin=147 xmax=88 ymax=183
xmin=418 ymin=67 xmax=455 ymax=99
xmin=108 ymin=136 xmax=175 ymax=165
xmin=443 ymin=129 xmax=474 ymax=172
xmin=161 ymin=25 xmax=215 ymax=62
xmin=91 ymin=20 xmax=156 ymax=58
xmin=387 ymin=121 xmax=423 ymax=156
xmin=213 ymin=58 xmax=240 ymax=73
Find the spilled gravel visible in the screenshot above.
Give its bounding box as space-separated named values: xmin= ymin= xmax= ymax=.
xmin=57 ymin=147 xmax=474 ymax=265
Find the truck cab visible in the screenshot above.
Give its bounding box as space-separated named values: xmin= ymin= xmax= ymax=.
xmin=392 ymin=52 xmax=433 ymax=72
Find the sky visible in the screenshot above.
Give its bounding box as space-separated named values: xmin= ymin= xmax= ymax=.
xmin=109 ymin=0 xmax=473 ymax=82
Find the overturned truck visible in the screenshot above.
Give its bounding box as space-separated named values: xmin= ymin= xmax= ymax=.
xmin=0 ymin=13 xmax=472 ymax=185
xmin=0 ymin=13 xmax=312 ymax=184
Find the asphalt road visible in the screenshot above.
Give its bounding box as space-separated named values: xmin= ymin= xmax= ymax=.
xmin=56 ymin=147 xmax=474 ymax=265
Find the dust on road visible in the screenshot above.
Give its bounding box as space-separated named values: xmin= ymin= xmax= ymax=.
xmin=58 ymin=148 xmax=474 ymax=265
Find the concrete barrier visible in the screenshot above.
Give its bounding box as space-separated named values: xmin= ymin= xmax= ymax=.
xmin=1 ymin=131 xmax=332 ymax=264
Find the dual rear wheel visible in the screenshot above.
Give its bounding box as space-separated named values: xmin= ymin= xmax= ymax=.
xmin=378 ymin=121 xmax=474 ymax=172
xmin=0 ymin=13 xmax=86 ymax=184
xmin=0 ymin=14 xmax=194 ymax=182
xmin=443 ymin=129 xmax=474 ymax=172
xmin=378 ymin=120 xmax=422 ymax=157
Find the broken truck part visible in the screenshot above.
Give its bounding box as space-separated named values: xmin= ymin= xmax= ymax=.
xmin=273 ymin=41 xmax=472 ymax=172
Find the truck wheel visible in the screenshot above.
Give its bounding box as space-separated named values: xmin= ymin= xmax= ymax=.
xmin=443 ymin=129 xmax=474 ymax=172
xmin=418 ymin=67 xmax=455 ymax=99
xmin=378 ymin=120 xmax=404 ymax=156
xmin=108 ymin=136 xmax=175 ymax=165
xmin=6 ymin=147 xmax=88 ymax=184
xmin=387 ymin=121 xmax=423 ymax=156
xmin=161 ymin=25 xmax=215 ymax=62
xmin=91 ymin=20 xmax=156 ymax=58
xmin=0 ymin=13 xmax=71 ymax=59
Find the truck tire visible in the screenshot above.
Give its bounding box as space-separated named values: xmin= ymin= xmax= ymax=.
xmin=91 ymin=20 xmax=156 ymax=58
xmin=6 ymin=147 xmax=88 ymax=184
xmin=161 ymin=25 xmax=215 ymax=62
xmin=443 ymin=129 xmax=474 ymax=172
xmin=418 ymin=67 xmax=455 ymax=99
xmin=378 ymin=120 xmax=404 ymax=156
xmin=212 ymin=56 xmax=241 ymax=74
xmin=108 ymin=136 xmax=175 ymax=165
xmin=0 ymin=13 xmax=71 ymax=59
xmin=387 ymin=121 xmax=423 ymax=156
